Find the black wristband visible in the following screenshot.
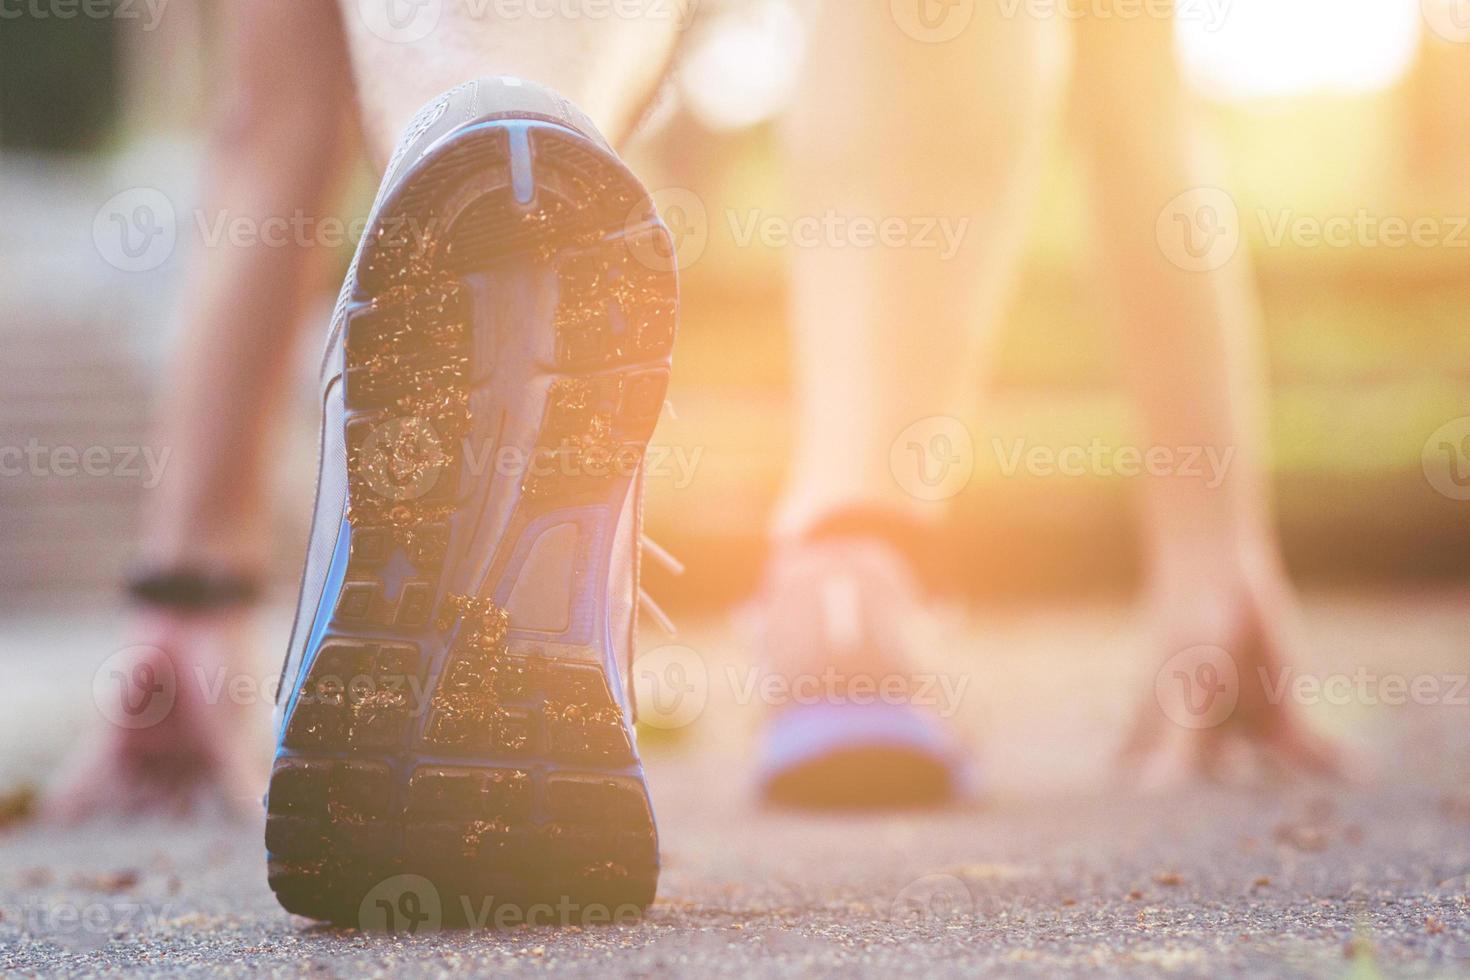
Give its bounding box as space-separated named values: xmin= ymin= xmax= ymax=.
xmin=801 ymin=507 xmax=957 ymax=596
xmin=125 ymin=567 xmax=262 ymax=612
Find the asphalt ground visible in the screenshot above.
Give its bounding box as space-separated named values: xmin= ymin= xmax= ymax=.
xmin=1 ymin=591 xmax=1468 ymax=978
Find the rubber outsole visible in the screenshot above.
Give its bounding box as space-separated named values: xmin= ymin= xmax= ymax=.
xmin=267 ymin=119 xmax=675 ymax=926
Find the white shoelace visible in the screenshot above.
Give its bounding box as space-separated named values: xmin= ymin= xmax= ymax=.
xmin=638 ymin=533 xmax=684 ymax=638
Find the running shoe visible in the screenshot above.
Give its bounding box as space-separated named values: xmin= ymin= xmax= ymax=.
xmin=266 ymin=77 xmax=676 ymax=925
xmin=752 ymin=531 xmax=972 ymax=809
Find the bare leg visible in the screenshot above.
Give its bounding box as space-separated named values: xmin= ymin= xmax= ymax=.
xmin=335 ymin=0 xmax=682 ymax=161
xmin=47 ymin=0 xmax=355 ymax=820
xmin=754 ymin=4 xmax=1063 ymax=807
xmin=148 ymin=3 xmax=355 ymax=570
xmin=1071 ymin=13 xmax=1342 ymax=784
xmin=774 ymin=2 xmax=1062 ymax=534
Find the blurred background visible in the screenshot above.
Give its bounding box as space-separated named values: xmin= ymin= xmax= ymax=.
xmin=2 ymin=0 xmax=1468 ymax=617
xmin=1 ymin=5 xmax=1470 ymax=970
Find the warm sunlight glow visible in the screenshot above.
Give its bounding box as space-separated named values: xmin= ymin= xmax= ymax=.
xmin=1176 ymin=0 xmax=1422 ymax=101
xmin=680 ymin=0 xmax=806 ymax=131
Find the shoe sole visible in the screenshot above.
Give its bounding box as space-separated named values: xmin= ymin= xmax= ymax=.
xmin=763 ymin=748 xmax=957 ymax=810
xmin=266 ymin=119 xmax=676 ymax=926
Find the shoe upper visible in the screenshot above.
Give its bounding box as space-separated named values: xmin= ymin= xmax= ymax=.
xmin=750 ymin=536 xmax=935 ymax=698
xmin=749 ymin=535 xmax=974 ymax=804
